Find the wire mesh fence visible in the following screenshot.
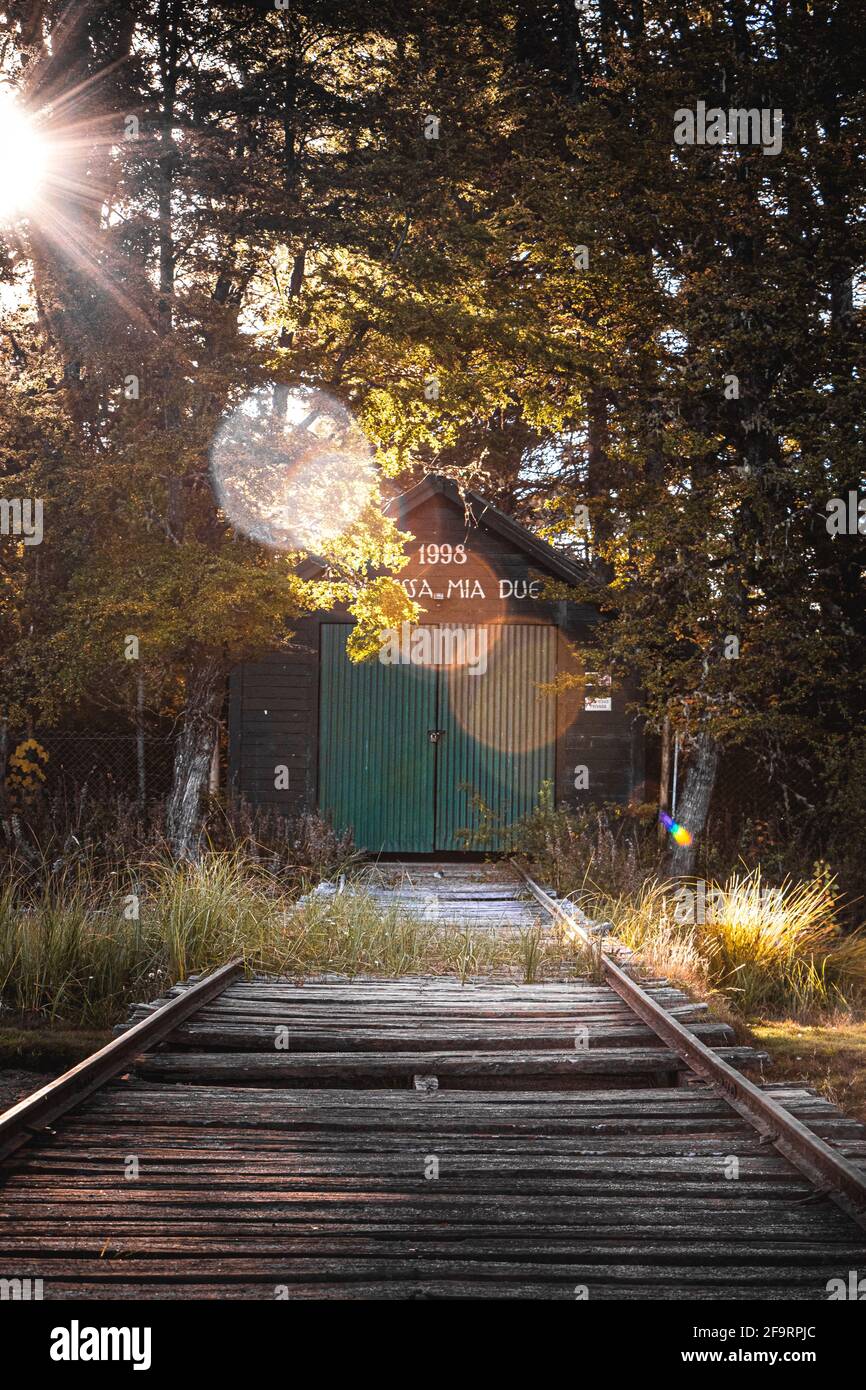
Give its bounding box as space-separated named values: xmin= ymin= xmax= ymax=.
xmin=5 ymin=731 xmax=176 ymax=804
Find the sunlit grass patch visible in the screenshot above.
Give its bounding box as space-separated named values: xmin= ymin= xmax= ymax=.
xmin=594 ymin=869 xmax=866 ymax=1018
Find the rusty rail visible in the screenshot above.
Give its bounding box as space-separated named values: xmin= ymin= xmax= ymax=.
xmin=0 ymin=958 xmax=244 ymax=1163
xmin=514 ymin=863 xmax=866 ymax=1229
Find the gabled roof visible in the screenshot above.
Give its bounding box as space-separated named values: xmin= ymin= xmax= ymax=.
xmin=385 ymin=475 xmax=591 ymax=586
xmin=300 ymin=473 xmax=592 ymax=587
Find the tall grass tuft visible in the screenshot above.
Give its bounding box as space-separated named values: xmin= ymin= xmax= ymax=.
xmin=270 ymin=892 xmax=581 ymax=982
xmin=0 ymin=858 xmax=593 ymax=1029
xmin=0 ymin=868 xmax=154 ymax=1027
xmin=597 ymin=869 xmax=866 ymax=1018
xmin=146 ymin=851 xmax=281 ymax=979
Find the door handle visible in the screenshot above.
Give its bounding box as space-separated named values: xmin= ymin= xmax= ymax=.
xmin=427 ymin=729 xmax=445 ymax=744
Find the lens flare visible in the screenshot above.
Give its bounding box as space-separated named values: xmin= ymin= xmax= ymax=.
xmin=0 ymin=91 xmax=47 ymax=217
xmin=444 ymin=621 xmax=555 ymax=756
xmin=210 ymin=385 xmax=376 ymax=552
xmin=659 ymin=811 xmax=693 ymax=847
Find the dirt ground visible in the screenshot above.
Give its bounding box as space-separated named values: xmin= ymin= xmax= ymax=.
xmin=750 ymin=1017 xmax=866 ymax=1128
xmin=0 ymin=1068 xmax=56 ymax=1111
xmin=0 ymin=1025 xmax=111 ymax=1113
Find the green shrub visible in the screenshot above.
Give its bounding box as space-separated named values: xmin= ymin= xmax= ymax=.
xmin=509 ymin=782 xmax=661 ymax=897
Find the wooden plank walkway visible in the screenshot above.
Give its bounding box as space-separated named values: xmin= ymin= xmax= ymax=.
xmin=355 ymin=860 xmax=545 ymax=930
xmin=2 ymin=960 xmax=866 ymax=1299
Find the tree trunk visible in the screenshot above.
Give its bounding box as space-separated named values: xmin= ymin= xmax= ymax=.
xmin=208 ymin=730 xmax=221 ymax=797
xmin=166 ymin=657 xmax=224 ymax=860
xmin=657 ymin=715 xmax=671 ymax=847
xmin=668 ymin=730 xmax=719 ymax=875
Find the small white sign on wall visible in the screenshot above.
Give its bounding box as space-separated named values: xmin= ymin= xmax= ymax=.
xmin=584 ymin=673 xmax=612 ymax=711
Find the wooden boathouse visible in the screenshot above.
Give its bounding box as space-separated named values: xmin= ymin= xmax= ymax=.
xmin=228 ymin=476 xmax=644 ymax=852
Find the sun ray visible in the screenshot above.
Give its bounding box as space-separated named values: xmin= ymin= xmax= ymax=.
xmin=0 ymin=89 xmax=48 ymax=216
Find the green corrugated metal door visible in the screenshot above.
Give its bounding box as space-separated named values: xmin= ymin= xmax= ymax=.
xmin=436 ymin=625 xmax=556 ymax=850
xmin=318 ymin=624 xmax=437 ymax=852
xmin=318 ymin=623 xmax=556 ymax=853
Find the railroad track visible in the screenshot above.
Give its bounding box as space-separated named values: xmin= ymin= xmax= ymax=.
xmin=1 ymin=864 xmax=865 ymax=1300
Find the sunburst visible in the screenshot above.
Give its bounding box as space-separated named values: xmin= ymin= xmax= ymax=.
xmin=0 ymin=88 xmax=48 ymax=217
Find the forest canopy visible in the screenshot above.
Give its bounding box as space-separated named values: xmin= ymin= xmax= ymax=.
xmin=0 ymin=0 xmax=863 ymax=870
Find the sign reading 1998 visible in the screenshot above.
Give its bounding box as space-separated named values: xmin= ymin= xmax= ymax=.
xmin=418 ymin=544 xmax=467 ymax=564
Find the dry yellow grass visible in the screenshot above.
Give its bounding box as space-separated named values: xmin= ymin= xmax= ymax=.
xmin=592 ymin=868 xmax=866 ymax=1018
